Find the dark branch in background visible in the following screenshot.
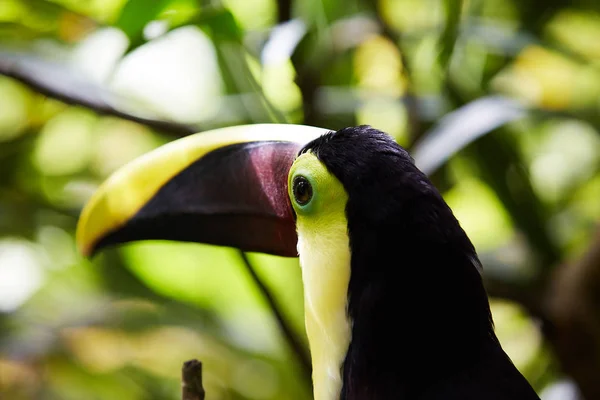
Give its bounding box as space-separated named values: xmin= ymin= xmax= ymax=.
xmin=0 ymin=52 xmax=197 ymax=136
xmin=544 ymin=227 xmax=600 ymax=400
xmin=439 ymin=0 xmax=463 ymax=71
xmin=182 ymin=360 xmax=206 ymax=400
xmin=238 ymin=251 xmax=312 ymax=385
xmin=276 ymin=0 xmax=292 ymax=23
xmin=483 ymin=227 xmax=600 ymax=400
xmin=293 ymin=63 xmax=320 ymax=127
xmin=473 ymin=132 xmax=561 ymax=269
xmin=483 ymin=273 xmax=543 ymax=317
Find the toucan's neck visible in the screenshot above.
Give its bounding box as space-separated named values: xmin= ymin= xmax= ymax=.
xmin=339 ymin=220 xmax=503 ymax=399
xmin=296 ymin=210 xmax=353 ymax=400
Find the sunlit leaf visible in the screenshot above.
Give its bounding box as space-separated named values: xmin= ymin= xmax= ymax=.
xmin=45 ymin=357 xmax=147 ymax=400
xmin=0 ymin=76 xmax=31 ymax=141
xmin=526 ymin=119 xmax=600 ymax=204
xmin=353 ymin=35 xmax=406 ymax=96
xmin=120 ymin=242 xmax=289 ymax=354
xmin=491 ymin=299 xmax=543 ymax=377
xmin=33 ymin=108 xmax=96 ymax=176
xmin=411 ymin=96 xmax=527 ymax=175
xmin=546 ymin=10 xmax=600 ymax=61
xmin=109 ymin=26 xmax=225 ymax=124
xmin=491 ymin=45 xmax=595 ymax=111
xmin=379 ymin=0 xmax=444 ymax=33
xmin=222 ymin=0 xmax=276 ymax=31
xmin=0 ymin=21 xmax=47 ymax=40
xmin=443 ymin=177 xmax=515 ymax=251
xmin=247 ymin=253 xmax=307 ymax=346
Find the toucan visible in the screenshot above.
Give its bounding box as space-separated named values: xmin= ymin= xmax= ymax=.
xmin=76 ymin=124 xmax=541 ymax=400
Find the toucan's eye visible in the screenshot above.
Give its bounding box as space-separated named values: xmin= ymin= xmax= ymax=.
xmin=293 ymin=176 xmax=313 ymax=206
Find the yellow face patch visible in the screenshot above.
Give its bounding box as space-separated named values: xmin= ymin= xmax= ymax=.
xmin=288 ymin=152 xmax=352 ymax=400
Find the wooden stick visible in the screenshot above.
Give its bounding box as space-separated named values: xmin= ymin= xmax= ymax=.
xmin=182 ymin=360 xmax=205 ymax=400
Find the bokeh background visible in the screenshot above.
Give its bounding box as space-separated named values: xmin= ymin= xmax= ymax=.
xmin=1 ymin=0 xmax=599 ymax=399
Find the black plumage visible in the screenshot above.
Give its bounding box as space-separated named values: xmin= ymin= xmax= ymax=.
xmin=300 ymin=126 xmax=540 ymax=400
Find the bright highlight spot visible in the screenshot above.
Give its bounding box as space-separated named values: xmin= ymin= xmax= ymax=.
xmin=110 ymin=26 xmax=224 ymax=123
xmin=444 ymin=178 xmax=514 ymax=251
xmin=0 ymin=77 xmax=30 ymax=141
xmin=34 ymin=108 xmax=96 ymax=176
xmin=0 ymin=239 xmax=45 ymax=312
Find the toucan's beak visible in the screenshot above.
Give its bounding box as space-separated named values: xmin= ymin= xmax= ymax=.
xmin=76 ymin=124 xmax=328 ymax=258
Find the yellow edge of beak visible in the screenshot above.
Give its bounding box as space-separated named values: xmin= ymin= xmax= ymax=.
xmin=76 ymin=123 xmax=329 ymax=257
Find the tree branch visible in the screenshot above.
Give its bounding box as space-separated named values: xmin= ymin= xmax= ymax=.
xmin=182 ymin=360 xmax=206 ymax=400
xmin=483 ymin=274 xmax=543 ymax=317
xmin=276 ymin=0 xmax=292 ymax=23
xmin=0 ymin=51 xmax=198 ymax=136
xmin=238 ymin=251 xmax=312 ymax=387
xmin=543 ymin=226 xmax=600 ymax=400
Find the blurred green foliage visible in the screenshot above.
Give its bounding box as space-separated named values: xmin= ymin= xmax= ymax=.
xmin=0 ymin=0 xmax=599 ymax=399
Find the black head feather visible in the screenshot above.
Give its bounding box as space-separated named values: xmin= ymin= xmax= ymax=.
xmin=299 ymin=126 xmax=539 ymax=400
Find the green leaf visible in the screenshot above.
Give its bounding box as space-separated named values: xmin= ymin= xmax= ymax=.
xmin=115 ymin=0 xmax=172 ymax=45
xmin=192 ymin=7 xmax=243 ymax=42
xmin=472 ymin=131 xmax=562 ymax=269
xmin=439 ymin=0 xmax=463 ymax=66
